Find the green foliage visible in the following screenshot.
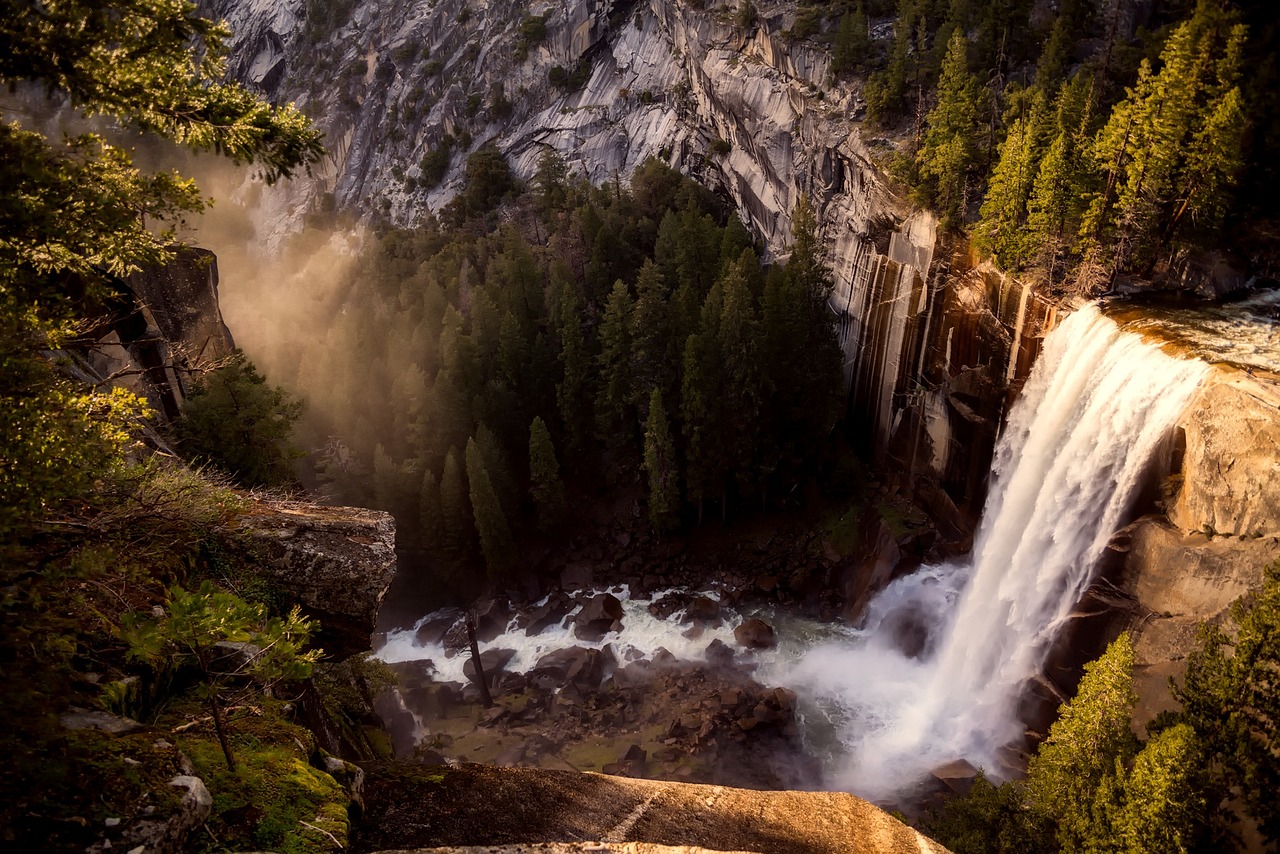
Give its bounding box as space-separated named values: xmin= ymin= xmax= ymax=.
xmin=419 ymin=136 xmax=454 ymax=189
xmin=179 ymin=709 xmax=349 ymax=853
xmin=923 ymin=772 xmax=1051 ymax=854
xmin=177 ymin=350 xmax=303 ymax=489
xmin=0 ymin=0 xmax=322 ymax=329
xmin=1026 ymin=633 xmax=1139 ymax=850
xmin=642 ymin=389 xmax=679 ymax=532
xmin=528 ymin=416 xmax=565 ymax=533
xmin=459 ymin=144 xmax=513 ymax=216
xmin=123 ymin=581 xmax=320 ymax=770
xmin=465 ymin=436 xmax=516 ymax=580
xmin=596 ymin=279 xmax=635 ymax=446
xmin=1175 ymin=560 xmax=1280 ymax=843
xmin=916 ymin=29 xmax=985 ymax=226
xmin=1081 ymin=1 xmax=1247 ymax=276
xmin=0 ymin=340 xmax=147 ymax=532
xmin=514 ymin=13 xmax=550 ymax=61
xmin=974 ymin=88 xmax=1052 ymax=269
xmin=831 ymin=4 xmax=871 ymax=76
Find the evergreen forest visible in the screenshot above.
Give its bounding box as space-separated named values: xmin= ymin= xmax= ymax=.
xmin=811 ymin=0 xmax=1278 ymax=291
xmin=291 ymin=154 xmax=846 ymax=590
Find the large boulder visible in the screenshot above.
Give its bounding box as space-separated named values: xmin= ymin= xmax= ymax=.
xmin=356 ymin=763 xmax=951 ymax=853
xmin=463 ymin=649 xmax=518 ymax=686
xmin=1170 ymin=374 xmax=1280 ymax=538
xmin=733 ymin=619 xmax=776 ymax=650
xmin=1117 ymin=518 xmax=1275 ymax=729
xmin=227 ymin=499 xmax=397 ymax=659
xmin=529 ymin=646 xmax=616 ymax=690
xmin=574 ymin=593 xmax=624 ymax=641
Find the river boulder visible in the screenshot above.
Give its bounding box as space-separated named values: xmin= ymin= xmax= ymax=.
xmin=733 ymin=619 xmax=777 ymax=649
xmin=573 ymin=593 xmax=624 ymax=641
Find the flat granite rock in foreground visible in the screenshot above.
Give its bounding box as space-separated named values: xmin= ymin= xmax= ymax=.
xmin=355 ymin=764 xmax=950 ymax=854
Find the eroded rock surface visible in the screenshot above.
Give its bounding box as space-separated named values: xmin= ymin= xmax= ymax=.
xmin=230 ymin=498 xmax=397 ymax=658
xmin=353 ymin=764 xmax=950 ymax=854
xmin=1170 ymin=373 xmax=1280 ymax=537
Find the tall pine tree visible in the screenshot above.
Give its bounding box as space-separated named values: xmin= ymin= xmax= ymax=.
xmin=528 ymin=416 xmax=566 ymax=532
xmin=917 ymin=28 xmax=986 ymax=226
xmin=642 ymin=389 xmax=679 ymax=532
xmin=465 ymin=436 xmax=517 ymax=581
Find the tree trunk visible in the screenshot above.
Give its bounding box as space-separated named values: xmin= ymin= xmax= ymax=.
xmin=208 ymin=690 xmax=237 ymax=772
xmin=465 ymin=613 xmax=494 ymax=708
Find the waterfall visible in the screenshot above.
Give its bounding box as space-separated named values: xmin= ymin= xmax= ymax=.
xmin=790 ymin=304 xmax=1210 ymax=801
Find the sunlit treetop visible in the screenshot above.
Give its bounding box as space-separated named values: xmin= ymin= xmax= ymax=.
xmin=0 ymin=0 xmax=325 ymax=324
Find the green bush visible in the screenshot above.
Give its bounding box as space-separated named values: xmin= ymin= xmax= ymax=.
xmin=176 ymin=351 xmax=303 ymax=489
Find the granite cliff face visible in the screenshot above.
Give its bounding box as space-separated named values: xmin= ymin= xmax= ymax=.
xmin=1115 ymin=371 xmax=1280 ymax=728
xmin=206 ymin=0 xmax=1057 ymax=520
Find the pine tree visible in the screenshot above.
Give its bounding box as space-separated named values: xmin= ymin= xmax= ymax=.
xmin=595 ymin=279 xmax=634 ymax=445
xmin=1082 ymin=2 xmax=1247 ymax=277
xmin=534 ymin=147 xmax=568 ymax=215
xmin=1026 ymin=633 xmax=1139 ymax=852
xmin=465 ymin=436 xmax=516 ymax=581
xmin=680 ymin=332 xmax=718 ymax=525
xmin=439 ymin=448 xmax=473 ymax=561
xmin=419 ymin=467 xmax=445 ymax=558
xmin=1175 ymin=561 xmax=1280 ymax=843
xmin=475 ymin=423 xmax=517 ymax=520
xmin=974 ymin=88 xmax=1052 ymax=270
xmin=630 ymin=260 xmax=673 ymax=407
xmin=554 ymin=279 xmax=591 ymax=454
xmin=917 ymin=29 xmax=985 ymax=226
xmin=1114 ymin=724 xmax=1211 ymax=854
xmin=832 ymin=4 xmax=871 ymax=76
xmin=716 ymin=259 xmax=762 ymax=497
xmin=528 ymin=416 xmax=566 ymax=532
xmin=642 ymin=389 xmax=680 ymax=532
xmin=1024 ymin=76 xmax=1093 ymax=285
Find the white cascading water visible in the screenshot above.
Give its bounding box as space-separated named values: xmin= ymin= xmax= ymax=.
xmin=789 ymin=304 xmax=1210 ymax=800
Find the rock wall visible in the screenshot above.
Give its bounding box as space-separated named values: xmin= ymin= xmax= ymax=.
xmin=73 ymin=247 xmax=235 ymax=424
xmin=1076 ymin=370 xmax=1280 ymax=731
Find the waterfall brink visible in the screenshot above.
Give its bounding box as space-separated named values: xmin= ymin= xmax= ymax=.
xmin=792 ymin=304 xmax=1210 ymax=801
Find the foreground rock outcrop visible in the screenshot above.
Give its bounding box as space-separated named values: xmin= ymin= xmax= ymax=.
xmin=354 ymin=764 xmax=949 ymax=854
xmin=230 ymin=498 xmax=398 ymax=658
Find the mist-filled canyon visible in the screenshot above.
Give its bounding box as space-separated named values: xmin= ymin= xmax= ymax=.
xmin=5 ymin=0 xmax=1280 ymax=851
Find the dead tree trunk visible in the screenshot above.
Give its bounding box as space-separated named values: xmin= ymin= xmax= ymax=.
xmin=465 ymin=613 xmax=494 ymax=708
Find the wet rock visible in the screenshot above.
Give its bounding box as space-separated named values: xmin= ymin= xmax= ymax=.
xmin=704 ymin=639 xmax=735 ymax=667
xmin=931 ymin=758 xmax=980 ymax=794
xmin=733 ymin=619 xmax=776 ymax=650
xmin=622 ymin=744 xmax=647 ymax=762
xmin=473 ymin=599 xmax=512 ymax=642
xmin=573 ymin=593 xmax=624 ymax=641
xmin=522 ymin=596 xmax=574 ymax=636
xmin=530 ymin=646 xmax=615 ymax=689
xmin=684 ymin=596 xmax=722 ymax=624
xmin=463 ymin=648 xmax=517 ymax=685
xmin=415 ymin=611 xmax=462 ymax=645
xmin=649 ymin=592 xmax=690 ymax=620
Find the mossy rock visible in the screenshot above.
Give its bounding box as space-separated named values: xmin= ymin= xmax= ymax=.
xmin=176 ymin=708 xmax=352 ymax=853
